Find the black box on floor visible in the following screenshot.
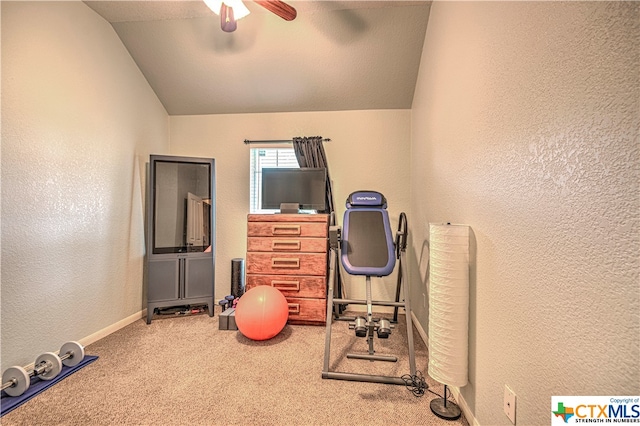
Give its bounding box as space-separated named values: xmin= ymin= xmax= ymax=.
xmin=218 ymin=308 xmax=237 ymax=330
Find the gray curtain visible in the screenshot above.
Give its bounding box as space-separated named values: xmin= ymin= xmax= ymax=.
xmin=292 ymin=136 xmax=335 ymax=214
xmin=292 ymin=136 xmax=345 ymax=312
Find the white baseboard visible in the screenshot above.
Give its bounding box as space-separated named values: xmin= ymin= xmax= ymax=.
xmin=410 ymin=310 xmax=479 ymax=426
xmin=19 ymin=309 xmax=146 ymax=371
xmin=449 ymin=386 xmax=480 ymax=426
xmin=78 ymin=309 xmax=147 ymax=348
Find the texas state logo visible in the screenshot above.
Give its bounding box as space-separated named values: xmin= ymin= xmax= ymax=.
xmin=553 ymin=401 xmax=576 ymax=423
xmin=552 ymin=396 xmax=640 ymax=425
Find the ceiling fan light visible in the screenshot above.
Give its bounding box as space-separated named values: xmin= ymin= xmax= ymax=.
xmin=226 ymin=0 xmax=250 ymax=20
xmin=204 ymin=0 xmax=250 ymax=20
xmin=203 ymin=0 xmax=223 ymax=14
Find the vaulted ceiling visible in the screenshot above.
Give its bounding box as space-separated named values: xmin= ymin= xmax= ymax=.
xmin=84 ymin=1 xmax=431 ymax=115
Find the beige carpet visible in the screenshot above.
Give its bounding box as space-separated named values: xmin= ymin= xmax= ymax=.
xmin=2 ymin=309 xmax=469 ymax=426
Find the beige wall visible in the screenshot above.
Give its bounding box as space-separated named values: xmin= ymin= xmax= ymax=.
xmin=411 ymin=2 xmax=639 ymax=425
xmin=1 ymin=2 xmax=169 ymax=370
xmin=169 ymin=110 xmax=411 ymax=305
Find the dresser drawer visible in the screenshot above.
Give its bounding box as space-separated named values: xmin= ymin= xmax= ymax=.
xmin=286 ymin=296 xmax=327 ymax=324
xmin=246 ymin=252 xmax=327 ymax=276
xmin=246 ymin=275 xmax=326 ymax=298
xmin=247 ymin=237 xmax=327 ymax=253
xmin=247 ymin=222 xmax=328 ymax=238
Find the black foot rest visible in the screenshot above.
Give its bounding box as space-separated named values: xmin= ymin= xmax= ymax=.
xmin=352 ymin=317 xmax=367 ymax=337
xmin=377 ymin=318 xmax=391 ymax=338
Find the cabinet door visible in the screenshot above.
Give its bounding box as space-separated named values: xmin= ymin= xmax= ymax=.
xmin=148 ymin=258 xmax=180 ymax=302
xmin=184 ymin=256 xmax=214 ymax=299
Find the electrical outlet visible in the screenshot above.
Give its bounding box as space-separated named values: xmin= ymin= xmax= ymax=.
xmin=504 ymin=385 xmax=516 ymax=424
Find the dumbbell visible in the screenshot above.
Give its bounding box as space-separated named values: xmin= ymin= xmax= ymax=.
xmin=219 ymin=295 xmax=236 ymax=312
xmin=57 ymin=341 xmax=85 ymax=368
xmin=1 ymin=341 xmax=84 ymax=397
xmin=218 ymin=299 xmax=228 ymax=311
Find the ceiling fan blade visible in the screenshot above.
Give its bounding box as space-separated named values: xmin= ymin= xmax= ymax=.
xmin=254 ymin=0 xmax=297 ymax=21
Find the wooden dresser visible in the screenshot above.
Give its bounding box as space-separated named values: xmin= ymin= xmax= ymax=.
xmin=246 ymin=214 xmax=329 ymax=325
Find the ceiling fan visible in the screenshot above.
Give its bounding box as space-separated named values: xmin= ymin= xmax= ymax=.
xmin=204 ymin=0 xmax=297 ymax=32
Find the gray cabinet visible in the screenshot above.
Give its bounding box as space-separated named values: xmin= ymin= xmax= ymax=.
xmin=146 ymin=155 xmax=215 ymax=324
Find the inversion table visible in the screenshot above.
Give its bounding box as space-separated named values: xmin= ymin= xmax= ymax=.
xmin=322 ymin=191 xmax=416 ymax=385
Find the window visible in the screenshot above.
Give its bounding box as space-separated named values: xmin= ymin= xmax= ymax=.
xmin=249 ymin=147 xmax=299 ymax=213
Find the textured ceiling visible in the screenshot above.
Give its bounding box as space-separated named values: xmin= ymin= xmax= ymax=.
xmin=84 ymin=1 xmax=431 ymax=115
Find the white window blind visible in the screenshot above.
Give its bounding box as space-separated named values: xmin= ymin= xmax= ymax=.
xmin=249 ymin=147 xmax=299 ymax=213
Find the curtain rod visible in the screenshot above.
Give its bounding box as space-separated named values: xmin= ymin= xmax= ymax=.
xmin=244 ymin=138 xmax=331 ymax=144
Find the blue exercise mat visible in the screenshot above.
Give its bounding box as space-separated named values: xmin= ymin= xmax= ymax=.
xmin=1 ymin=355 xmax=98 ymax=417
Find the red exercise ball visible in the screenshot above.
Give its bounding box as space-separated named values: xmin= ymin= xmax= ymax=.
xmin=235 ymin=285 xmax=289 ymax=341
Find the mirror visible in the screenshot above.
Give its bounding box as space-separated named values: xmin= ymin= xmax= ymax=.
xmin=153 ymin=160 xmax=212 ymax=254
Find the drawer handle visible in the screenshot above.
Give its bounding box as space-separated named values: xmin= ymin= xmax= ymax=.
xmin=271 ymin=258 xmax=300 ymax=269
xmin=272 ymin=240 xmax=301 ymax=251
xmin=271 ymin=280 xmax=300 ymax=291
xmin=272 ymin=225 xmax=301 ymax=236
xmin=288 ymin=303 xmax=300 ymax=314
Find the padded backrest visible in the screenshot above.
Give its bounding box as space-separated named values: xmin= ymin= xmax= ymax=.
xmin=341 ymin=191 xmax=396 ymax=277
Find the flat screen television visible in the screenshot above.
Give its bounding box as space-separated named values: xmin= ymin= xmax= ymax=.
xmin=261 ymin=168 xmax=327 ymax=212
